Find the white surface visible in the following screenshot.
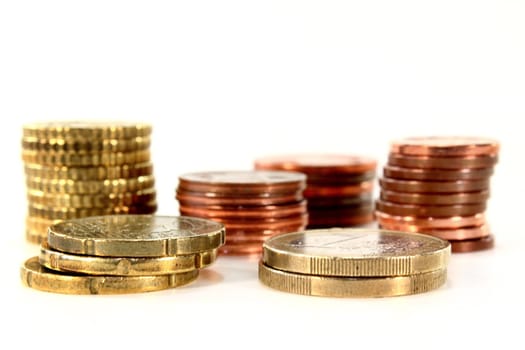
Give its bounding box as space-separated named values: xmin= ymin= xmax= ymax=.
xmin=1 ymin=1 xmax=524 ymax=348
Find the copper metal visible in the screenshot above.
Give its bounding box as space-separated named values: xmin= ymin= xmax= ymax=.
xmin=383 ymin=165 xmax=493 ymax=181
xmin=178 ymin=201 xmax=307 ymax=219
xmin=380 ymin=190 xmax=489 ymax=205
xmin=178 ymin=212 xmax=309 ymax=230
xmin=303 ymin=181 xmax=374 ymax=197
xmin=388 ymin=153 xmax=498 ymax=169
xmin=176 ymin=190 xmax=304 ymax=206
xmin=219 ymin=243 xmax=263 ymax=256
xmin=377 ymin=222 xmax=490 ymax=240
xmin=375 ymin=200 xmax=486 ymax=217
xmin=375 ymin=211 xmax=486 ymax=229
xmin=379 ymin=177 xmax=489 ymax=193
xmin=307 ymin=213 xmax=374 ymax=227
xmin=450 ymin=235 xmax=495 ymax=253
xmin=306 ymin=193 xmax=373 ymax=208
xmin=390 ymin=136 xmax=500 ymax=157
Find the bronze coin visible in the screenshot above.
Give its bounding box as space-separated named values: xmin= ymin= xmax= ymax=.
xmin=383 ymin=165 xmax=494 ymax=181
xmin=379 ymin=178 xmax=489 ymax=193
xmin=376 ymin=200 xmax=486 ymax=217
xmin=308 ymin=203 xmax=374 ymax=217
xmin=375 ymin=211 xmax=486 ymax=229
xmin=377 ymin=222 xmax=490 ymax=240
xmin=305 ymin=171 xmax=377 ymax=185
xmin=306 ymin=193 xmax=373 ymax=208
xmin=307 ymin=213 xmax=374 ymax=227
xmin=450 ymin=235 xmax=494 ymax=253
xmin=223 ymin=225 xmax=305 ymax=237
xmin=176 ymin=190 xmax=304 ymax=206
xmin=380 ymin=190 xmax=490 ymax=205
xmin=390 ymin=136 xmax=500 ymax=157
xmin=388 ymin=153 xmax=498 ymax=169
xmin=178 ymin=201 xmax=307 ymax=219
xmin=303 ymin=181 xmax=374 ymax=198
xmin=177 ymin=211 xmax=308 ymax=230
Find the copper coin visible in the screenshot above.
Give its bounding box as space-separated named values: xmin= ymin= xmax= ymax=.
xmin=306 ymin=193 xmax=373 ymax=208
xmin=375 ymin=211 xmax=486 ymax=229
xmin=380 ymin=190 xmax=490 ymax=205
xmin=450 ymin=235 xmax=495 ymax=253
xmin=176 ymin=190 xmax=304 ymax=206
xmin=303 ymin=181 xmax=374 ymax=198
xmin=254 ymin=154 xmax=377 ymax=175
xmin=223 ymin=225 xmax=305 ymax=237
xmin=390 ymin=136 xmax=500 ymax=157
xmin=388 ymin=153 xmax=498 ymax=169
xmin=219 ymin=243 xmax=263 ymax=256
xmin=377 ymin=222 xmax=490 ymax=240
xmin=383 ymin=165 xmax=494 ymax=181
xmin=305 ymin=171 xmax=377 ymax=185
xmin=379 ymin=178 xmax=489 ymax=193
xmin=178 ymin=201 xmax=307 ymax=219
xmin=308 ymin=203 xmax=374 ymax=217
xmin=177 ymin=211 xmax=308 ymax=230
xmin=307 ymin=213 xmax=374 ymax=227
xmin=225 ymin=234 xmax=270 ymax=244
xmin=376 ymin=200 xmax=486 ymax=218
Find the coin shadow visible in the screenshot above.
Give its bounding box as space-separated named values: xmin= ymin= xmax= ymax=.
xmin=186 ymin=268 xmax=224 ymax=288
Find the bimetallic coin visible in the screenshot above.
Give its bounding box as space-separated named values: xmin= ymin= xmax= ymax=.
xmin=380 ymin=190 xmax=490 ymax=205
xmin=26 ymin=175 xmax=155 ymax=194
xmin=375 ymin=200 xmax=486 ymax=217
xmin=450 ymin=235 xmax=495 ymax=253
xmin=379 ymin=178 xmax=489 ymax=193
xmin=21 ymin=257 xmax=197 ymax=294
xmin=262 ymin=228 xmax=450 ymax=277
xmin=388 ymin=153 xmax=498 ymax=169
xmin=24 ymin=162 xmax=154 ymax=181
xmin=22 ymin=149 xmax=151 ymax=167
xmin=383 ymin=165 xmax=493 ymax=181
xmin=22 ymin=121 xmax=152 ymax=139
xmin=390 ymin=136 xmax=500 ymax=157
xmin=47 ymin=215 xmax=225 ymax=257
xmin=22 ymin=136 xmax=151 ymax=153
xmin=259 ymin=262 xmax=447 ymax=298
xmin=375 ymin=211 xmax=487 ymax=229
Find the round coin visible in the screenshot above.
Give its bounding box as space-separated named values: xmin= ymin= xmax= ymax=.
xmin=22 ymin=136 xmax=151 ymax=154
xmin=380 ymin=190 xmax=489 ymax=205
xmin=388 ymin=153 xmax=498 ymax=169
xmin=176 ymin=190 xmax=304 ymax=206
xmin=24 ymin=162 xmax=154 ymax=181
xmin=379 ymin=178 xmax=489 ymax=193
xmin=22 ymin=149 xmax=151 ymax=166
xmin=375 ymin=211 xmax=487 ymax=229
xmin=390 ymin=136 xmax=500 ymax=157
xmin=450 ymin=235 xmax=495 ymax=253
xmin=23 ymin=121 xmax=152 ymax=139
xmin=26 ymin=175 xmax=155 ymax=194
xmin=375 ymin=200 xmax=486 ymax=217
xmin=383 ymin=165 xmax=494 ymax=181
xmin=377 ymin=222 xmax=490 ymax=240
xmin=28 ymin=201 xmax=157 ymax=220
xmin=178 ymin=201 xmax=307 ymax=219
xmin=47 ymin=215 xmax=225 ymax=257
xmin=303 ymin=181 xmax=374 ymax=197
xmin=307 ymin=213 xmax=374 ymax=228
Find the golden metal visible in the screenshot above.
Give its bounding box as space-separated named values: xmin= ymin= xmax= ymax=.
xmin=262 ymin=228 xmax=450 ymax=277
xmin=26 ymin=175 xmax=155 ymax=194
xmin=22 ymin=122 xmax=152 ymax=139
xmin=22 ymin=136 xmax=151 ymax=153
xmin=26 ymin=229 xmax=46 ymax=244
xmin=47 ymin=215 xmax=226 ymax=257
xmin=22 ymin=149 xmax=151 ymax=166
xmin=259 ymin=262 xmax=447 ymax=297
xmin=21 ymin=257 xmax=198 ymax=294
xmin=28 ymin=201 xmax=157 ymax=220
xmin=39 ymin=242 xmax=218 ymax=276
xmin=24 ymin=162 xmax=154 ymax=181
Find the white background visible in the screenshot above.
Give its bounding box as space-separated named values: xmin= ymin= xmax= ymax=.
xmin=1 ymin=1 xmax=524 ymax=348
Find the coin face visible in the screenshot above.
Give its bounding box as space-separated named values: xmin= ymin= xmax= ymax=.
xmin=179 ymin=170 xmax=306 ymax=185
xmin=390 ymin=136 xmax=500 ymax=157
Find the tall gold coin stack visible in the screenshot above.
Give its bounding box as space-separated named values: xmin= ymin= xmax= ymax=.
xmin=259 ymin=228 xmax=450 ymax=297
xmin=20 ymin=215 xmax=226 ymax=294
xmin=22 ymin=122 xmax=157 ymax=243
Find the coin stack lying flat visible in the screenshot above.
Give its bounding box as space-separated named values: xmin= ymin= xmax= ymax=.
xmin=376 ymin=136 xmax=499 ymax=253
xmin=20 ymin=215 xmax=225 ymax=294
xmin=22 ymin=122 xmax=157 ymax=243
xmin=254 ymin=154 xmax=376 ymax=228
xmin=176 ymin=171 xmax=307 ymax=255
xmin=259 ymin=228 xmax=450 ymax=297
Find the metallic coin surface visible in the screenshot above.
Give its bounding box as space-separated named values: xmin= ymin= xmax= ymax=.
xmin=22 ymin=136 xmax=151 ymax=153
xmin=254 ymin=154 xmax=377 ymax=174
xmin=380 ymin=190 xmax=489 ymax=205
xmin=450 ymin=235 xmax=495 ymax=253
xmin=178 ymin=201 xmax=307 ymax=219
xmin=182 ymin=213 xmax=308 ymax=230
xmin=24 ymin=162 xmax=154 ymax=181
xmin=26 ymin=175 xmax=155 ymax=194
xmin=390 ymin=136 xmax=500 ymax=157
xmin=22 ymin=149 xmax=151 ymax=166
xmin=176 ymin=190 xmax=304 ymax=206
xmin=21 ymin=257 xmax=197 ymax=294
xmin=375 ymin=211 xmax=486 ymax=229
xmin=383 ymin=165 xmax=493 ymax=181
xmin=306 ymin=193 xmax=373 ymax=208
xmin=28 ymin=201 xmax=157 ymax=220
xmin=47 ymin=215 xmax=225 ymax=257
xmin=379 ymin=178 xmax=489 ymax=193
xmin=388 ymin=154 xmax=498 ymax=169
xmin=219 ymin=243 xmax=264 ymax=256
xmin=263 ymin=228 xmax=450 ymax=277
xmin=179 ymin=170 xmax=306 ymax=187
xmin=303 ymin=181 xmax=374 ymax=197
xmin=377 ymin=222 xmax=490 ymax=240
xmin=23 ymin=121 xmax=152 ymax=139
xmin=375 ymin=200 xmax=486 ymax=217
xmin=307 ymin=213 xmax=374 ymax=228
xmin=259 ymin=262 xmax=447 ymax=297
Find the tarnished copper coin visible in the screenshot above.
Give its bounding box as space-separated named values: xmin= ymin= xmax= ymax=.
xmin=303 ymin=181 xmax=374 ymax=197
xmin=176 ymin=190 xmax=304 ymax=206
xmin=178 ymin=201 xmax=307 ymax=219
xmin=377 ymin=222 xmax=490 ymax=240
xmin=390 ymin=136 xmax=500 ymax=157
xmin=383 ymin=165 xmax=494 ymax=181
xmin=450 ymin=235 xmax=494 ymax=253
xmin=388 ymin=153 xmax=498 ymax=169
xmin=380 ymin=190 xmax=490 ymax=205
xmin=375 ymin=211 xmax=486 ymax=229
xmin=379 ymin=178 xmax=489 ymax=193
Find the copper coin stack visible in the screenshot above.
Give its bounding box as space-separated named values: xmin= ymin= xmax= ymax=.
xmin=22 ymin=122 xmax=157 ymax=244
xmin=254 ymin=154 xmax=376 ymax=228
xmin=175 ymin=171 xmax=307 ymax=255
xmin=376 ymin=136 xmax=499 ymax=253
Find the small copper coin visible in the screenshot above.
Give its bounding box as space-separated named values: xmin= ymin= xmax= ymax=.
xmin=178 ymin=201 xmax=307 ymax=219
xmin=375 ymin=211 xmax=486 ymax=229
xmin=176 ymin=190 xmax=304 ymax=206
xmin=379 ymin=178 xmax=489 ymax=193
xmin=380 ymin=190 xmax=490 ymax=205
xmin=306 ymin=193 xmax=373 ymax=208
xmin=178 ymin=211 xmax=308 ymax=230
xmin=219 ymin=243 xmax=263 ymax=256
xmin=383 ymin=165 xmax=494 ymax=181
xmin=388 ymin=153 xmax=498 ymax=169
xmin=376 ymin=200 xmax=486 ymax=217
xmin=223 ymin=225 xmax=306 ymax=237
xmin=308 ymin=204 xmax=374 ymax=217
xmin=377 ymin=222 xmax=490 ymax=240
xmin=450 ymin=235 xmax=494 ymax=253
xmin=306 ymin=171 xmax=377 ymax=185
xmin=307 ymin=213 xmax=374 ymax=228
xmin=304 ymin=181 xmax=374 ymax=198
xmin=390 ymin=136 xmax=500 ymax=157
xmin=254 ymin=154 xmax=377 ymax=175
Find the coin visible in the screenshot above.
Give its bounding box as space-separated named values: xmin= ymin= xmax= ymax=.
xmin=22 ymin=136 xmax=151 ymax=153
xmin=263 ymin=228 xmax=450 ymax=277
xmin=21 ymin=256 xmax=197 ymax=294
xmin=39 ymin=241 xmax=217 ymax=276
xmin=26 ymin=229 xmax=46 ymax=244
xmin=379 ymin=178 xmax=489 ymax=193
xmin=179 ymin=213 xmax=308 ymax=231
xmin=26 ymin=175 xmax=155 ymax=194
xmin=303 ymin=181 xmax=374 ymax=197
xmin=28 ymin=201 xmax=157 ymax=220
xmin=375 ymin=200 xmax=486 ymax=217
xmin=305 ymin=171 xmax=377 ymax=184
xmin=307 ymin=213 xmax=374 ymax=228
xmin=176 ymin=190 xmax=304 ymax=206
xmin=47 ymin=215 xmax=225 ymax=257
xmin=377 ymin=222 xmax=490 ymax=240
xmin=388 ymin=153 xmax=498 ymax=169
xmin=24 ymin=162 xmax=154 ymax=181
xmin=375 ymin=211 xmax=486 ymax=229
xmin=178 ymin=201 xmax=307 ymax=219
xmin=450 ymin=235 xmax=495 ymax=253
xmin=306 ymin=193 xmax=373 ymax=208
xmin=380 ymin=190 xmax=489 ymax=205
xmin=258 ymin=262 xmax=447 ymax=298
xmin=219 ymin=243 xmax=264 ymax=256
xmin=390 ymin=136 xmax=500 ymax=157
xmin=383 ymin=165 xmax=493 ymax=181
xmin=22 ymin=149 xmax=151 ymax=166
xmin=23 ymin=121 xmax=152 ymax=139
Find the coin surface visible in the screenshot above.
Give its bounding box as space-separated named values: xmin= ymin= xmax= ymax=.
xmin=450 ymin=235 xmax=495 ymax=253
xmin=390 ymin=136 xmax=500 ymax=157
xmin=388 ymin=153 xmax=498 ymax=169
xmin=379 ymin=178 xmax=489 ymax=193
xmin=176 ymin=190 xmax=304 ymax=206
xmin=23 ymin=121 xmax=152 ymax=139
xmin=47 ymin=215 xmax=225 ymax=257
xmin=254 ymin=154 xmax=377 ymax=174
xmin=178 ymin=201 xmax=307 ymax=219
xmin=262 ymin=228 xmax=450 ymax=277
xmin=21 ymin=256 xmax=198 ymax=294
xmin=380 ymin=190 xmax=489 ymax=205
xmin=24 ymin=162 xmax=154 ymax=181
xmin=22 ymin=149 xmax=151 ymax=166
xmin=383 ymin=165 xmax=493 ymax=181
xmin=258 ymin=262 xmax=447 ymax=297
xmin=22 ymin=136 xmax=151 ymax=153
xmin=303 ymin=181 xmax=374 ymax=197
xmin=375 ymin=200 xmax=486 ymax=217
xmin=28 ymin=201 xmax=157 ymax=220
xmin=377 ymin=222 xmax=490 ymax=240
xmin=307 ymin=213 xmax=374 ymax=227
xmin=26 ymin=175 xmax=155 ymax=194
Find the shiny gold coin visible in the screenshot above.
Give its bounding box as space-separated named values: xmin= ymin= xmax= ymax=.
xmin=28 ymin=201 xmax=157 ymax=220
xmin=258 ymin=262 xmax=447 ymax=298
xmin=39 ymin=242 xmax=217 ymax=276
xmin=22 ymin=149 xmax=150 ymax=166
xmin=48 ymin=215 xmax=226 ymax=257
xmin=26 ymin=175 xmax=155 ymax=194
xmin=263 ymin=228 xmax=450 ymax=277
xmin=21 ymin=257 xmax=198 ymax=294
xmin=24 ymin=162 xmax=154 ymax=181
xmin=22 ymin=136 xmax=151 ymax=153
xmin=26 ymin=229 xmax=46 ymax=244
xmin=23 ymin=121 xmax=152 ymax=139
xmin=28 ymin=188 xmax=156 ymax=208
xmin=26 ymin=216 xmax=61 ymax=234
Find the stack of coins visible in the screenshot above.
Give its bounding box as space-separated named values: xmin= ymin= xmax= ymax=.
xmin=376 ymin=136 xmax=499 ymax=253
xmin=22 ymin=122 xmax=157 ymax=243
xmin=254 ymin=154 xmax=376 ymax=228
xmin=20 ymin=215 xmax=225 ymax=294
xmin=259 ymin=228 xmax=450 ymax=297
xmin=175 ymin=171 xmax=307 ymax=255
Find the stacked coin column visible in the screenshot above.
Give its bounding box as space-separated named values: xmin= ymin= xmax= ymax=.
xmin=22 ymin=122 xmax=157 ymax=243
xmin=254 ymin=154 xmax=376 ymax=228
xmin=376 ymin=137 xmax=499 ymax=253
xmin=176 ymin=171 xmax=307 ymax=255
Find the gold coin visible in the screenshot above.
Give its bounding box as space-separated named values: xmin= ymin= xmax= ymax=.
xmin=26 ymin=216 xmax=61 ymax=233
xmin=26 ymin=175 xmax=155 ymax=194
xmin=258 ymin=262 xmax=447 ymax=297
xmin=48 ymin=215 xmax=226 ymax=257
xmin=39 ymin=241 xmax=218 ymax=276
xmin=26 ymin=229 xmax=46 ymax=244
xmin=24 ymin=162 xmax=154 ymax=181
xmin=28 ymin=201 xmax=157 ymax=220
xmin=21 ymin=257 xmax=198 ymax=294
xmin=22 ymin=149 xmax=151 ymax=166
xmin=23 ymin=121 xmax=152 ymax=139
xmin=263 ymin=228 xmax=450 ymax=277
xmin=22 ymin=136 xmax=151 ymax=153
xmin=28 ymin=188 xmax=156 ymax=208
